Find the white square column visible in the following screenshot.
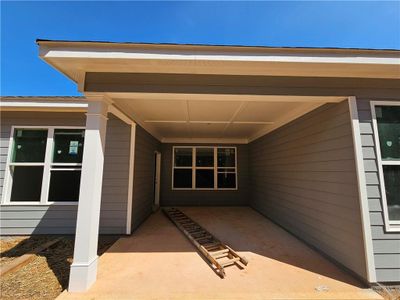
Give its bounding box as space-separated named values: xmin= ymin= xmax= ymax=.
xmin=68 ymin=99 xmax=109 ymax=292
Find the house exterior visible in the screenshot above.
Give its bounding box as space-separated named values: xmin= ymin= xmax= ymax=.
xmin=0 ymin=40 xmax=399 ymax=291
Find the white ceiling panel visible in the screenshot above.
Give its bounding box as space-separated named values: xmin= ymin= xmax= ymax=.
xmin=153 ymin=123 xmax=189 ymax=138
xmin=235 ymin=101 xmax=299 ymax=122
xmin=111 ymin=96 xmax=328 ymax=143
xmin=188 ymin=123 xmax=227 ymax=138
xmin=223 ymin=123 xmax=269 ymax=138
xmin=117 ymin=98 xmax=187 ymax=121
xmin=188 ymin=100 xmax=242 ymax=121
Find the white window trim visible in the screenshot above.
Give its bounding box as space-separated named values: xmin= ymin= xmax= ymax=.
xmin=1 ymin=125 xmax=85 ymax=206
xmin=370 ymin=101 xmax=400 ymax=232
xmin=172 ymin=146 xmax=238 ymax=191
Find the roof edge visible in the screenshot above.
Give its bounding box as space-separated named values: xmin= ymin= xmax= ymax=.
xmin=1 ymin=96 xmax=85 ymax=100
xmin=36 ymin=39 xmax=400 ymax=55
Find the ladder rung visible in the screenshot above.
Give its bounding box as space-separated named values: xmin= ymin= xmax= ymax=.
xmin=194 ymin=234 xmax=212 ymax=240
xmin=203 ymin=242 xmax=221 ymax=249
xmin=191 ymin=230 xmax=207 ymax=235
xmin=187 ymin=230 xmax=204 ymax=235
xmin=220 ymin=257 xmax=240 ymax=267
xmin=186 ymin=230 xmax=202 ymax=234
xmin=205 ymin=246 xmax=221 ymax=252
xmin=210 ymin=249 xmax=229 ymax=256
xmin=196 ymin=236 xmax=213 ymax=242
xmin=213 ymin=253 xmax=229 ymax=259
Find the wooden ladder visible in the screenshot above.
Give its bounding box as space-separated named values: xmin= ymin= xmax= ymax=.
xmin=163 ymin=207 xmax=248 ymax=278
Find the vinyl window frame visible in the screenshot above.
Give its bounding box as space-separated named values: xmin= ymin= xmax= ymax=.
xmin=370 ymin=101 xmax=400 ymax=232
xmin=172 ymin=146 xmax=238 ymax=191
xmin=1 ymin=125 xmax=85 ymax=206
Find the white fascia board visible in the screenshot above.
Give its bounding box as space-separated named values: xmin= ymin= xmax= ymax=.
xmin=41 ymin=47 xmax=400 ymax=65
xmin=0 ymin=100 xmax=88 ymax=110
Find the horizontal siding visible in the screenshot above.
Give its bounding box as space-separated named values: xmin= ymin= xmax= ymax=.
xmin=357 ymin=98 xmax=400 ymax=282
xmin=0 ymin=112 xmax=130 ymax=235
xmin=160 ymin=144 xmax=249 ymax=206
xmin=249 ymin=101 xmax=369 ymax=281
xmin=100 ymin=115 xmax=130 ymax=233
xmin=131 ymin=125 xmax=161 ymax=231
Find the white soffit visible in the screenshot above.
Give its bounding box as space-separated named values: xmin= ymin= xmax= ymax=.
xmin=109 ymin=95 xmax=346 ymax=143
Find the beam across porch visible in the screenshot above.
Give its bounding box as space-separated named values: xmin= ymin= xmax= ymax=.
xmin=84 ymin=72 xmax=400 ymax=96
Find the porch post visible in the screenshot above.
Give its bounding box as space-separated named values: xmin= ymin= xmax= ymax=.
xmin=68 ymin=98 xmax=109 ymax=292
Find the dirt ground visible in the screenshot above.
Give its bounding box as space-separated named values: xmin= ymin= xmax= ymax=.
xmin=373 ymin=286 xmax=400 ymax=300
xmin=0 ymin=235 xmax=119 ymax=300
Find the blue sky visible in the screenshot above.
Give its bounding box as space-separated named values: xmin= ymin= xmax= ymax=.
xmin=1 ymin=1 xmax=399 ymax=96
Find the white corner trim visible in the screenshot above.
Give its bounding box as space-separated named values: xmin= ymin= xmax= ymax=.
xmin=108 ymin=104 xmax=135 ymax=125
xmin=1 ymin=129 xmax=15 ymax=204
xmin=348 ymin=96 xmax=377 ymax=283
xmin=126 ymin=123 xmax=136 ymax=235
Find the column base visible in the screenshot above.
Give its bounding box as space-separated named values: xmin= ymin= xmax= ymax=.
xmin=68 ymin=256 xmax=98 ymax=292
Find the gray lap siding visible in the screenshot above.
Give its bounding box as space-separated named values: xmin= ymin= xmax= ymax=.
xmin=0 ymin=112 xmax=130 ymax=235
xmin=357 ymin=98 xmax=400 ymax=282
xmin=249 ymin=101 xmax=369 ymax=281
xmin=130 ymin=125 xmax=161 ymax=231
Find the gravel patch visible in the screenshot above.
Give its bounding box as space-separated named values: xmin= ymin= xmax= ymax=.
xmin=0 ymin=235 xmax=119 ymax=300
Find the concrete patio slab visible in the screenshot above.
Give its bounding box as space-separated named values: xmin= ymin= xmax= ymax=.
xmin=58 ymin=207 xmax=381 ymax=300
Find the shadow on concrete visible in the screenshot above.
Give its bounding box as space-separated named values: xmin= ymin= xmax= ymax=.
xmin=106 ymin=206 xmax=367 ymax=288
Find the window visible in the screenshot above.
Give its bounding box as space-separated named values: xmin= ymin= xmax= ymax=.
xmin=172 ymin=146 xmax=237 ymax=190
xmin=2 ymin=127 xmax=85 ymax=205
xmin=195 ymin=148 xmax=214 ymax=188
xmin=49 ymin=129 xmax=84 ymax=202
xmin=173 ymin=148 xmax=192 ymax=188
xmin=9 ymin=129 xmax=47 ymax=202
xmin=371 ymin=102 xmax=400 ymax=230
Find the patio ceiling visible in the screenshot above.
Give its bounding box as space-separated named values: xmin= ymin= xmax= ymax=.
xmin=37 ymin=40 xmax=378 ymax=143
xmin=107 ymin=93 xmax=346 ymax=143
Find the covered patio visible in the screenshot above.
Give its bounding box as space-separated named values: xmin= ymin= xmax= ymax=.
xmin=32 ymin=40 xmax=400 ymax=293
xmin=58 ymin=207 xmax=381 ymax=300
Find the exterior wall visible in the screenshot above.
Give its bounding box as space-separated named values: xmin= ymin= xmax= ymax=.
xmin=357 ymin=98 xmax=400 ymax=282
xmin=101 ymin=114 xmax=131 ymax=234
xmin=249 ymin=101 xmax=369 ymax=280
xmin=0 ymin=112 xmax=131 ymax=234
xmin=130 ymin=125 xmax=161 ymax=231
xmin=160 ymin=143 xmax=249 ymax=206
